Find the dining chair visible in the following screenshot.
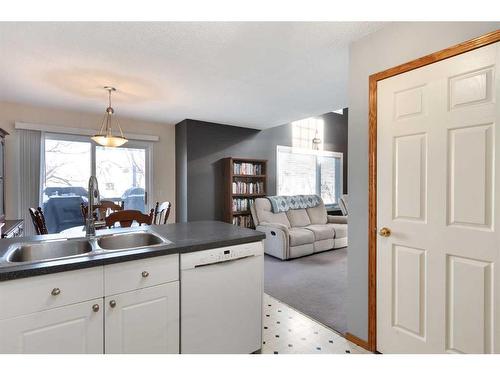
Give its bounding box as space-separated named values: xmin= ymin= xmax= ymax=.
xmin=153 ymin=201 xmax=172 ymax=225
xmin=80 ymin=200 xmax=124 ymax=223
xmin=28 ymin=207 xmax=48 ymax=235
xmin=105 ymin=209 xmax=154 ymax=228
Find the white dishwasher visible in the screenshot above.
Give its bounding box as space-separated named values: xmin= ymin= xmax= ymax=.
xmin=180 ymin=241 xmax=263 ymax=354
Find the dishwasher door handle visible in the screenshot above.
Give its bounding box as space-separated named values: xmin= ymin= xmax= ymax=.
xmin=193 ymin=254 xmax=255 ymax=268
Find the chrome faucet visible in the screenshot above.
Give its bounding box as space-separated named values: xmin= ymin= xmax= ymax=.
xmin=85 ymin=176 xmax=101 ymax=237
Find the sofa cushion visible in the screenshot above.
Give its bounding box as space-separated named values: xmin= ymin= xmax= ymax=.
xmin=314 ymin=238 xmax=334 ymax=253
xmin=259 ymin=212 xmax=291 ymax=228
xmin=306 ymin=203 xmax=327 ymax=224
xmin=289 ymin=243 xmax=314 ymax=258
xmin=286 ymin=208 xmax=311 ymax=227
xmin=304 ymin=224 xmax=335 ymax=241
xmin=254 ymin=198 xmax=291 ymax=228
xmin=331 ymin=223 xmax=348 ymax=239
xmin=288 ymin=228 xmax=315 ymax=246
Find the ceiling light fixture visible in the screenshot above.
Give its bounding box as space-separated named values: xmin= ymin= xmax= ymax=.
xmin=91 ymin=86 xmax=128 ymax=147
xmin=312 ymin=123 xmax=322 ymax=150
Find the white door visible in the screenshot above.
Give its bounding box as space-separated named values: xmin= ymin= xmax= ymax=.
xmin=0 ymin=298 xmax=103 ymax=353
xmin=377 ymin=41 xmax=500 ymax=353
xmin=105 ymin=283 xmax=179 ymax=354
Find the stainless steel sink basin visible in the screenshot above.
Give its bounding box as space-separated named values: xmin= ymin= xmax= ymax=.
xmin=96 ymin=232 xmax=168 ymax=250
xmin=1 ymin=230 xmax=171 ymax=266
xmin=7 ymin=239 xmax=93 ymax=263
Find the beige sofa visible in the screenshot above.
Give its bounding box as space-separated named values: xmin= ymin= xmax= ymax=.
xmin=250 ymin=196 xmax=347 ymax=260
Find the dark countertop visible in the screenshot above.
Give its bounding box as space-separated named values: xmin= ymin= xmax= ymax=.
xmin=0 ymin=221 xmax=265 ymax=282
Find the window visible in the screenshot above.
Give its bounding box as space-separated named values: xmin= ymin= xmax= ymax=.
xmin=41 ymin=133 xmax=151 ymax=233
xmin=292 ymin=117 xmax=324 ymax=150
xmin=276 ymin=145 xmax=343 ymax=207
xmin=96 ymin=146 xmax=147 ymax=212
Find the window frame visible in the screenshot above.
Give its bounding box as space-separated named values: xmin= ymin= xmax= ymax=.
xmin=276 ymin=145 xmax=343 ymax=209
xmin=41 ymin=132 xmax=153 ymax=208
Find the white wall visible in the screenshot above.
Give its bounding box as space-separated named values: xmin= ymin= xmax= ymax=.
xmin=0 ymin=101 xmax=176 ymax=223
xmin=347 ymin=22 xmax=500 ymax=341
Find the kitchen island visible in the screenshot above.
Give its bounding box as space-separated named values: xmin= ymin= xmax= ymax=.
xmin=0 ymin=221 xmax=264 ymax=281
xmin=0 ymin=221 xmax=265 ymax=354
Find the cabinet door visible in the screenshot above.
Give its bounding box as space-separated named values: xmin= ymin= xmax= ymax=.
xmin=105 ymin=282 xmax=179 ymax=354
xmin=0 ymin=298 xmax=103 ymax=354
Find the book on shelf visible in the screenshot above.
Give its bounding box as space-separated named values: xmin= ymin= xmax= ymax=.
xmin=232 ymin=214 xmax=254 ymax=228
xmin=232 ymin=198 xmax=255 ymax=213
xmin=231 ymin=181 xmax=264 ymax=194
xmin=233 ymin=162 xmax=263 ymax=175
xmin=222 ymin=157 xmax=267 ymax=230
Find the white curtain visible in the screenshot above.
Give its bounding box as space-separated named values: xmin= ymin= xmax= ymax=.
xmin=17 ymin=129 xmax=42 ymax=236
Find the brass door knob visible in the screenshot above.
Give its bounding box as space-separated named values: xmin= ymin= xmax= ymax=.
xmin=51 ymin=288 xmax=61 ymax=296
xmin=379 ymin=227 xmax=392 ymax=237
xmin=92 ymin=304 xmax=100 ymax=312
xmin=142 ymin=271 xmax=149 ymax=278
xmin=109 ymin=300 xmax=117 ymax=308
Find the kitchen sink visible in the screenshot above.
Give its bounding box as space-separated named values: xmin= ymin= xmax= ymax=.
xmin=96 ymin=232 xmax=169 ymax=250
xmin=1 ymin=231 xmax=171 ymax=265
xmin=7 ymin=239 xmax=93 ymax=263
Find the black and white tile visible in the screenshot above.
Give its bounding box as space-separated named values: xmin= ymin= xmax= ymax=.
xmin=262 ymin=294 xmax=370 ymax=354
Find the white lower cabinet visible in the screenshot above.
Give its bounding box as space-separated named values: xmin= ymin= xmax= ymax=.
xmin=0 ymin=298 xmax=103 ymax=354
xmin=105 ymin=282 xmax=179 ymax=354
xmin=0 ymin=255 xmax=180 ymax=354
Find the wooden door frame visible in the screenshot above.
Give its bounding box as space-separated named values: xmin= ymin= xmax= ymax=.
xmin=345 ymin=29 xmax=500 ymax=353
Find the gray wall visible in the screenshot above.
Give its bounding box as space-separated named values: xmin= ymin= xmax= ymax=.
xmin=347 ymin=22 xmax=500 ymax=341
xmin=176 ymin=111 xmax=348 ymax=222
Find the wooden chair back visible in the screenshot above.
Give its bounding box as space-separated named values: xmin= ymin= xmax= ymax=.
xmin=105 ymin=209 xmax=154 ymax=228
xmin=29 ymin=207 xmax=48 ymax=235
xmin=153 ymin=201 xmax=172 ymax=225
xmin=80 ymin=200 xmax=124 ymax=223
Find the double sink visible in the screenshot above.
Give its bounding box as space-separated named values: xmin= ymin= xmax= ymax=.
xmin=3 ymin=231 xmax=171 ymax=264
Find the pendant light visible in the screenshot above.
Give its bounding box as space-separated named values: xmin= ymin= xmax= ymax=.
xmin=312 ymin=119 xmax=321 ymax=150
xmin=312 ymin=131 xmax=321 ymax=150
xmin=91 ymin=86 xmax=128 ymax=147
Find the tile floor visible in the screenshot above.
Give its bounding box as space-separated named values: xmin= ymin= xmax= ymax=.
xmin=261 ymin=293 xmax=371 ymax=354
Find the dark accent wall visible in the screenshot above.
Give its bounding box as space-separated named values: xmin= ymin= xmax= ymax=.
xmin=175 ymin=121 xmax=188 ymax=223
xmin=322 ymin=111 xmax=349 ymax=194
xmin=175 ymin=110 xmax=348 ymax=222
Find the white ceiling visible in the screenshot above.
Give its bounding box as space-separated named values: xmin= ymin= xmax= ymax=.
xmin=0 ymin=22 xmax=385 ymax=129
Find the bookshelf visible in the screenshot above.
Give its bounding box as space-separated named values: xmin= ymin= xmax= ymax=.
xmin=222 ymin=157 xmax=267 ymax=229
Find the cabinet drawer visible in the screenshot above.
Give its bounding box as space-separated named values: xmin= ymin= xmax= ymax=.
xmin=104 ymin=254 xmax=179 ymax=296
xmin=0 ymin=267 xmax=104 ymax=320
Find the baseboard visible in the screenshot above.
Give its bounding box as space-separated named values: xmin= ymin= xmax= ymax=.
xmin=345 ymin=332 xmax=372 ymax=352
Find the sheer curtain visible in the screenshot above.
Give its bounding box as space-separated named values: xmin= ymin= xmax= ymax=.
xmin=17 ymin=129 xmax=42 ymax=236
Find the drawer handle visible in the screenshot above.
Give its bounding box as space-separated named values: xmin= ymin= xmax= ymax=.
xmin=92 ymin=304 xmax=100 ymax=312
xmin=141 ymin=271 xmax=149 ymax=278
xmin=109 ymin=300 xmax=117 ymax=308
xmin=51 ymin=288 xmax=61 ymax=296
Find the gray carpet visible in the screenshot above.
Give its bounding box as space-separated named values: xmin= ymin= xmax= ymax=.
xmin=264 ymin=248 xmax=347 ymax=334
